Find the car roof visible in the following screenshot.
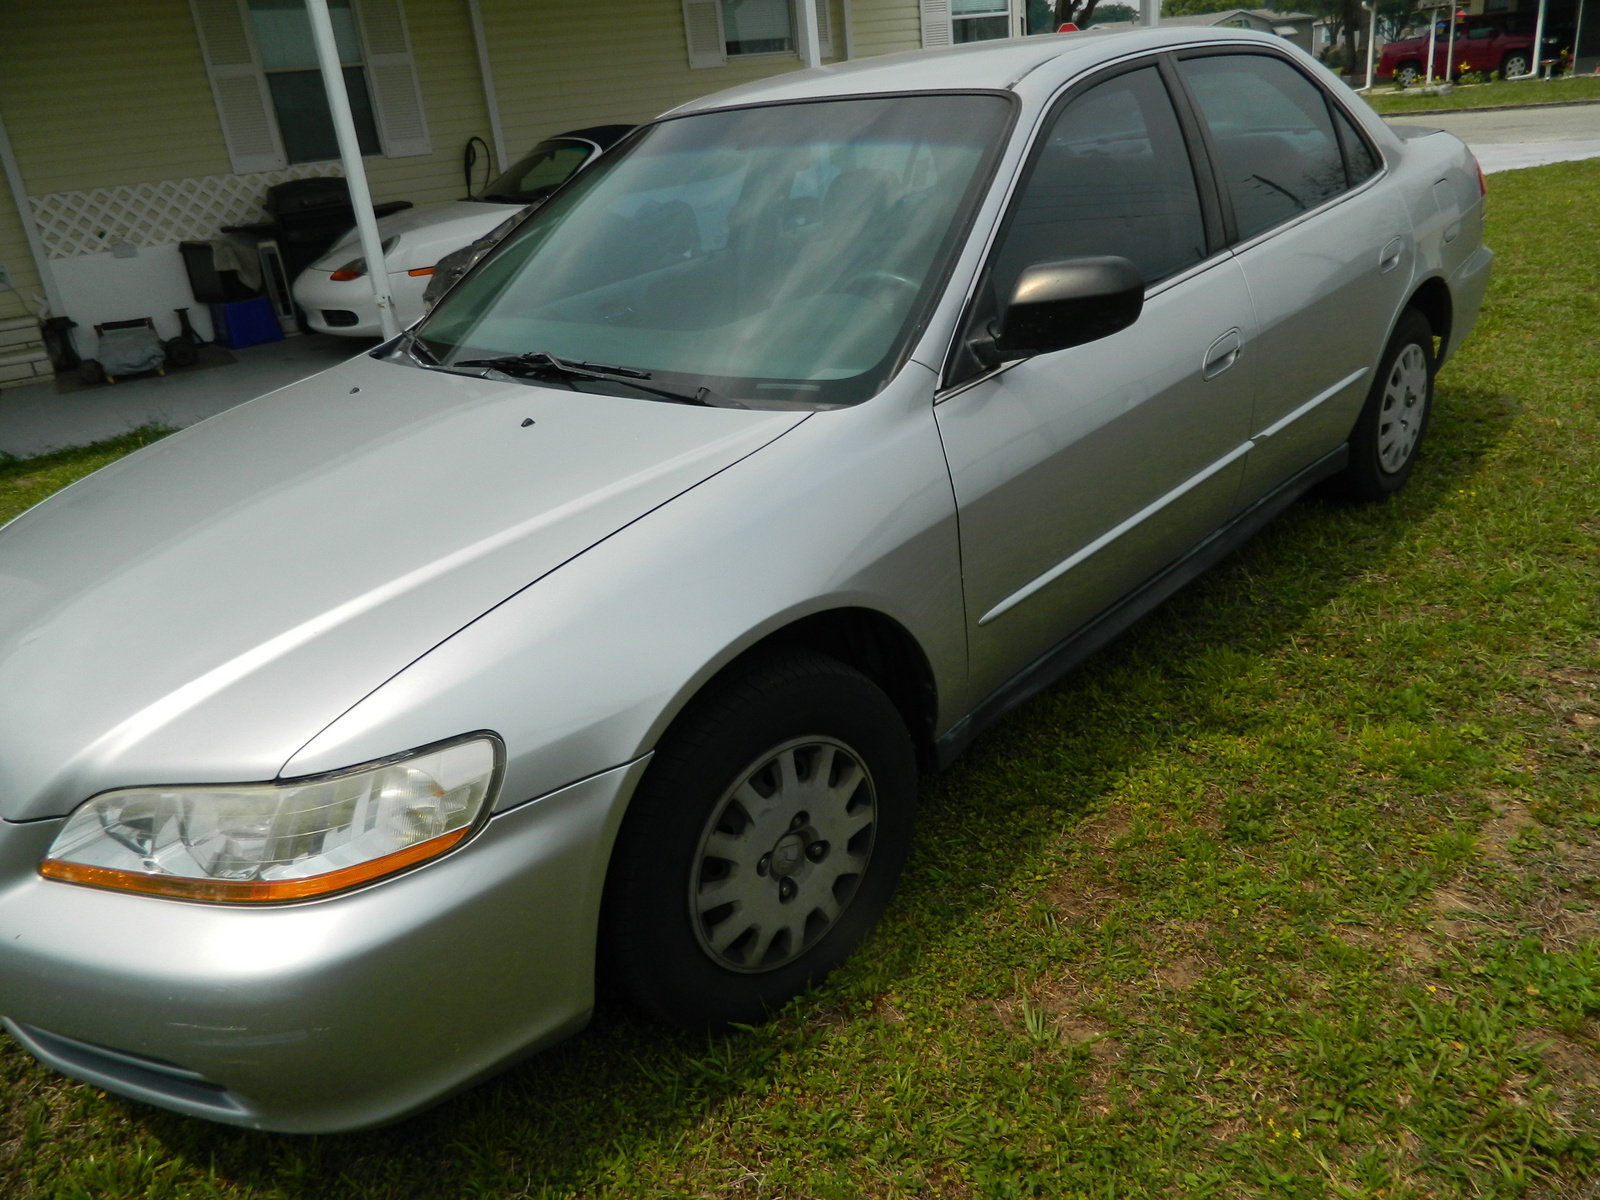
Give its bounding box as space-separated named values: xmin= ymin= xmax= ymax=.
xmin=667 ymin=27 xmax=1301 ymax=115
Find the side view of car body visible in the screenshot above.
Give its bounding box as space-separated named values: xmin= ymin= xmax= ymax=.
xmin=292 ymin=125 xmax=632 ymax=336
xmin=0 ymin=28 xmax=1489 ymax=1133
xmin=1376 ymin=14 xmax=1562 ymax=85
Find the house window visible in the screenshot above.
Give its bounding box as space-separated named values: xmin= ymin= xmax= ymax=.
xmin=953 ymin=0 xmax=1011 ymax=42
xmin=247 ymin=0 xmax=381 ymax=164
xmin=722 ymin=0 xmax=793 ymax=55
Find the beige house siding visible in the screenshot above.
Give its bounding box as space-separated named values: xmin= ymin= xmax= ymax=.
xmin=850 ymin=0 xmax=923 ymax=57
xmin=485 ymin=0 xmax=865 ymax=160
xmin=0 ymin=0 xmax=494 ymax=213
xmin=0 ymin=1 xmax=226 ymax=197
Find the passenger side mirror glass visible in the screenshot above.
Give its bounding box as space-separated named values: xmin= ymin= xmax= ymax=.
xmin=995 ymin=256 xmax=1144 ymax=360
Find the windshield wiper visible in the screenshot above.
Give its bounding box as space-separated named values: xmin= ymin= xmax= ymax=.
xmin=452 ymin=351 xmax=719 ymax=406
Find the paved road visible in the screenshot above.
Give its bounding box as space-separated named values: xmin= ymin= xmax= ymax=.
xmin=1385 ymin=101 xmax=1600 ymax=172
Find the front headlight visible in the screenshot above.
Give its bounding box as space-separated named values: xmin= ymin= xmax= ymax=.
xmin=40 ymin=736 xmax=501 ymax=903
xmin=329 ymin=236 xmax=400 ymax=281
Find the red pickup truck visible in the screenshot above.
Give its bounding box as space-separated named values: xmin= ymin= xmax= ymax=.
xmin=1376 ymin=14 xmax=1562 ymax=85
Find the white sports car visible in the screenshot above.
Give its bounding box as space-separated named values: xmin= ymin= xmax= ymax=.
xmin=292 ymin=125 xmax=632 ymax=337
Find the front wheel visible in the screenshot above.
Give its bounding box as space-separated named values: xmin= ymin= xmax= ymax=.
xmin=1500 ymin=52 xmax=1531 ymax=79
xmin=601 ymin=649 xmax=917 ymax=1030
xmin=1396 ymin=61 xmax=1423 ymax=87
xmin=1326 ymin=308 xmax=1435 ymax=503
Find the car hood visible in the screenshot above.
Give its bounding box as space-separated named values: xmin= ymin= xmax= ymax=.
xmin=0 ymin=354 xmax=805 ymax=820
xmin=315 ymin=200 xmax=525 ymax=273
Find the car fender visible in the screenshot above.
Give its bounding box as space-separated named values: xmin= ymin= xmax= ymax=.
xmin=278 ymin=361 xmax=967 ymax=814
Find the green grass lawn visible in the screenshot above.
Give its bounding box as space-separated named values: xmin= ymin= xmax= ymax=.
xmin=1363 ymin=75 xmax=1600 ymax=114
xmin=4 ymin=160 xmax=1600 ymax=1199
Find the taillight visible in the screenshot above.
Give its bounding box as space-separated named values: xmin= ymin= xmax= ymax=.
xmin=1472 ymin=154 xmax=1486 ymax=197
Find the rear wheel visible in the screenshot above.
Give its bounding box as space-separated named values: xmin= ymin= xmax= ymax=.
xmin=1500 ymin=51 xmax=1531 ymax=78
xmin=602 ymin=649 xmax=917 ymax=1030
xmin=1326 ymin=308 xmax=1435 ymax=503
xmin=1396 ymin=61 xmax=1423 ymax=86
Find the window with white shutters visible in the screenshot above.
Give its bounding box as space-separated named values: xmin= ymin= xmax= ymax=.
xmin=921 ymin=0 xmax=954 ymax=47
xmin=191 ymin=0 xmax=287 ymax=172
xmin=355 ymin=0 xmax=431 ymax=157
xmin=189 ymin=0 xmax=429 ymax=170
xmin=683 ymin=0 xmax=728 ymax=67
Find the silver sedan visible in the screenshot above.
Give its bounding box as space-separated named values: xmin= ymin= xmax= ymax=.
xmin=0 ymin=27 xmax=1489 ymax=1133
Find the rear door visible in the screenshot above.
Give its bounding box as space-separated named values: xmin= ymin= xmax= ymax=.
xmin=1174 ymin=50 xmax=1412 ymax=508
xmin=934 ymin=59 xmax=1259 ymax=700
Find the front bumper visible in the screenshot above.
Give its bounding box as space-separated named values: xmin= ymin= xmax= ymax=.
xmin=293 ymin=269 xmax=428 ymax=339
xmin=0 ymin=757 xmax=647 ymax=1133
xmin=1444 ymin=243 xmax=1493 ymax=364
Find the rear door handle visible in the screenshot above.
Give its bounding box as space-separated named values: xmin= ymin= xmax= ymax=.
xmin=1379 ymin=237 xmax=1404 ymax=273
xmin=1202 ymin=328 xmax=1242 ymax=381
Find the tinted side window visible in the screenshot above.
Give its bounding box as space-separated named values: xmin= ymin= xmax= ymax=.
xmin=1331 ymin=106 xmax=1380 ymax=186
xmin=1179 ymin=54 xmax=1348 ymax=241
xmin=991 ymin=65 xmax=1207 ymax=302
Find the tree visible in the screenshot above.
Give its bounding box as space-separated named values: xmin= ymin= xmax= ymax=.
xmin=1052 ymin=0 xmax=1106 ymax=29
xmin=1086 ymin=2 xmax=1139 ymax=22
xmin=1163 ymin=0 xmax=1245 ymax=13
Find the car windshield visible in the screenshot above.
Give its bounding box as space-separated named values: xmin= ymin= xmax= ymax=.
xmin=416 ymin=94 xmax=1013 ymax=407
xmin=482 ymin=140 xmax=595 ymax=204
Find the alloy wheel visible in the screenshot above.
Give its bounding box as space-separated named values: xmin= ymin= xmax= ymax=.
xmin=690 ymin=737 xmax=876 ymax=973
xmin=1377 ymin=343 xmax=1428 ymax=474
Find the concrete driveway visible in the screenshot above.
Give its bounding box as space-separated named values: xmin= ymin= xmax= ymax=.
xmin=0 ymin=334 xmax=374 ymax=459
xmin=1385 ymin=101 xmax=1600 ymax=172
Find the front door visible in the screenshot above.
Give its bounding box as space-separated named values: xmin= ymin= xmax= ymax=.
xmin=935 ymin=61 xmax=1259 ymax=702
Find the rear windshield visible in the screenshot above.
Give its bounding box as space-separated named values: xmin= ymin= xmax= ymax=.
xmin=416 ymin=94 xmax=1014 ymax=408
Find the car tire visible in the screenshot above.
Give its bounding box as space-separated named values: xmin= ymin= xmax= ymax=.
xmin=1396 ymin=61 xmax=1422 ymax=86
xmin=1326 ymin=308 xmax=1435 ymax=503
xmin=1500 ymin=52 xmax=1530 ymax=78
xmin=601 ymin=648 xmax=918 ymax=1031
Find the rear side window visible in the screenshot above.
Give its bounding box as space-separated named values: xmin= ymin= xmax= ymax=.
xmin=1178 ymin=54 xmax=1349 ymax=241
xmin=1331 ymin=105 xmax=1380 ymax=186
xmin=991 ymin=65 xmax=1208 ymax=299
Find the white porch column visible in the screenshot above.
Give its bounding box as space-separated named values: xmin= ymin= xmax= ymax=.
xmin=1140 ymin=0 xmax=1160 ymax=28
xmin=796 ymin=0 xmax=823 ymax=68
xmin=0 ymin=101 xmax=67 ymax=321
xmin=467 ymin=0 xmax=509 ymax=174
xmin=306 ymin=0 xmax=400 ymax=340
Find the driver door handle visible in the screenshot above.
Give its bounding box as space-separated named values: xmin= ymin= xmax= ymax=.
xmin=1202 ymin=328 xmax=1242 ymax=381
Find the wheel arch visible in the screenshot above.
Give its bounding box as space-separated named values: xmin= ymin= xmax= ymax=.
xmin=1407 ymin=275 xmax=1454 ymax=361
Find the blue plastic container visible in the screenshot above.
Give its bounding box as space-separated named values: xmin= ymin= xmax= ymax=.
xmin=209 ymin=297 xmax=283 ymax=349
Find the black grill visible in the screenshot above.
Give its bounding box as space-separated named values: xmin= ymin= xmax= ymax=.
xmin=322 ymin=310 xmax=361 ymax=327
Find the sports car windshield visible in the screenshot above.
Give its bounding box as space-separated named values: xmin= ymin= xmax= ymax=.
xmin=415 ymin=94 xmax=1013 ymax=406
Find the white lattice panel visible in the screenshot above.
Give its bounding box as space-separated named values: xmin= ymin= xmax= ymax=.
xmin=29 ymin=162 xmax=344 ymax=259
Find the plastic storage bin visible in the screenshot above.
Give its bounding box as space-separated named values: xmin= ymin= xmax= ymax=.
xmin=209 ymin=298 xmax=284 ymax=350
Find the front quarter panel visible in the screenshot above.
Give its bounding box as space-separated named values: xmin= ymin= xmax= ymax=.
xmin=281 ymin=363 xmax=967 ymax=811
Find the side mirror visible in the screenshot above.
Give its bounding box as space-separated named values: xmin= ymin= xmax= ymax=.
xmin=996 ymin=255 xmax=1143 ymax=360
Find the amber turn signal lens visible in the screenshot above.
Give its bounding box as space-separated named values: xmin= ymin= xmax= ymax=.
xmin=40 ymin=827 xmax=470 ymax=903
xmin=407 ymin=267 xmax=434 ymax=276
xmin=329 ymin=269 xmax=363 ymax=281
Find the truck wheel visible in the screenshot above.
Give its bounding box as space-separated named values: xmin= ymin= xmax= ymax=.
xmin=1396 ymin=61 xmax=1423 ymax=86
xmin=1500 ymin=52 xmax=1530 ymax=78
